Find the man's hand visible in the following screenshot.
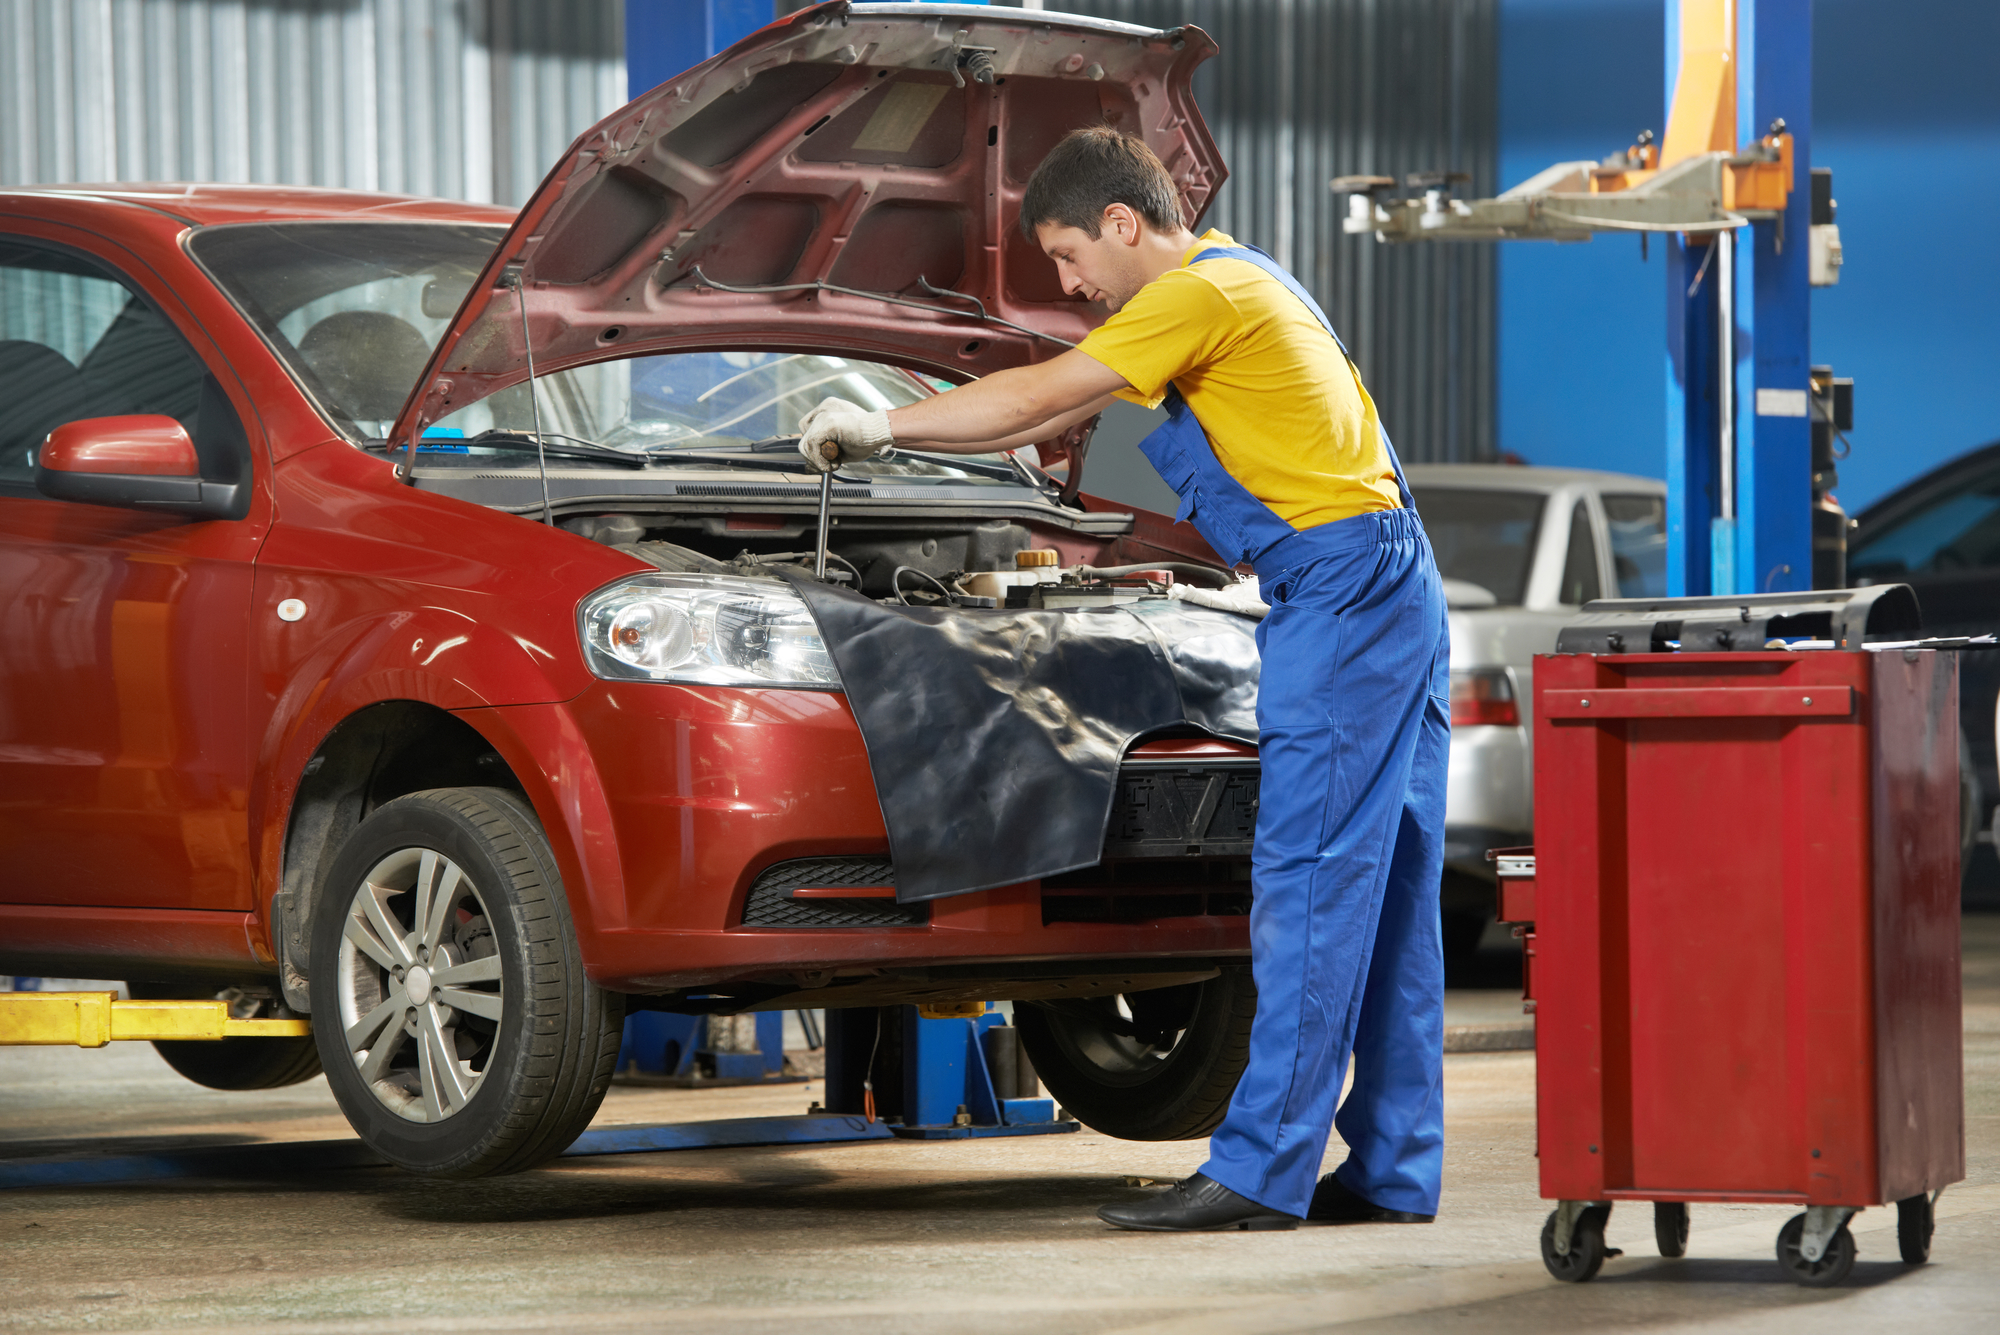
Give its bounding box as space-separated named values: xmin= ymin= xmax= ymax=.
xmin=798 ymin=397 xmax=864 ymax=437
xmin=799 ymin=406 xmax=894 ymax=472
xmin=1169 ymin=576 xmax=1270 ymax=620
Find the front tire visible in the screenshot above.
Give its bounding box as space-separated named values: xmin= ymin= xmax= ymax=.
xmin=1015 ymin=969 xmax=1255 ymax=1141
xmin=308 ymin=787 xmax=623 ymax=1177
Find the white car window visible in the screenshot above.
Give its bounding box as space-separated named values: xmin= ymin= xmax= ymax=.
xmin=1603 ymin=493 xmax=1668 ymax=597
xmin=1408 ymin=487 xmax=1544 ymax=606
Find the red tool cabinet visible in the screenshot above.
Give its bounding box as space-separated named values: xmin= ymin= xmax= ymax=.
xmin=1526 ymin=589 xmax=1965 ymax=1286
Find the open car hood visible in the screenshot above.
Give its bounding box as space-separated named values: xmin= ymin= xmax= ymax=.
xmin=390 ymin=1 xmax=1222 ymax=447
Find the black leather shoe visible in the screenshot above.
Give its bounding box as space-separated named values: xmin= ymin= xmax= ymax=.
xmin=1098 ymin=1173 xmax=1299 ymax=1232
xmin=1307 ymin=1174 xmax=1435 ymax=1224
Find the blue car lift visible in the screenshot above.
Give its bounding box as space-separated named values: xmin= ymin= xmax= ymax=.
xmin=1336 ymin=0 xmax=1826 ymax=594
xmin=615 ymin=1003 xmax=1076 ymax=1141
xmin=820 ymin=1005 xmax=1073 ymax=1139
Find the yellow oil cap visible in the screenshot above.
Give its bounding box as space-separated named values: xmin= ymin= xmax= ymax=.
xmin=1015 ymin=549 xmax=1060 ymax=568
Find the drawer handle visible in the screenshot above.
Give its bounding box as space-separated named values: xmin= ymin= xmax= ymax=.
xmin=1543 ymin=685 xmax=1853 ymax=719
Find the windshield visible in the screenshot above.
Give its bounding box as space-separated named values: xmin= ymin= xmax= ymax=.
xmin=190 ymin=220 xmax=1016 ymax=481
xmin=1408 ymin=488 xmax=1545 ymax=606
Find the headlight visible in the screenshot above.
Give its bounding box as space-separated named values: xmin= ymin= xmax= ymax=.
xmin=579 ymin=574 xmax=840 ymax=688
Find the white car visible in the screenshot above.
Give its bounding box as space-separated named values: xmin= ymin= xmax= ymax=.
xmin=1404 ymin=465 xmax=1668 ymax=959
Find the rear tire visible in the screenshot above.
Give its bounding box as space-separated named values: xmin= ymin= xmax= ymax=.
xmin=126 ymin=981 xmax=322 ymax=1091
xmin=1015 ymin=968 xmax=1255 ymax=1141
xmin=308 ymin=787 xmax=623 ymax=1178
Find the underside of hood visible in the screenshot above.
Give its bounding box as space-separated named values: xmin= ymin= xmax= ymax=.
xmin=392 ymin=2 xmax=1222 ymax=447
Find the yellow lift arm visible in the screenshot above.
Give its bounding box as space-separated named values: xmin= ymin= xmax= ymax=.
xmin=1336 ymin=0 xmax=1793 ymax=242
xmin=0 ymin=991 xmax=311 ymax=1047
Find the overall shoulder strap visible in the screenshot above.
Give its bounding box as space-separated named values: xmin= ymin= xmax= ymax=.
xmin=1186 ymin=244 xmax=1413 ymax=509
xmin=1187 ymin=245 xmax=1352 ymax=361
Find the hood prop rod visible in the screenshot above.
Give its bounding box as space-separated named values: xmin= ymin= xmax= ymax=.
xmin=510 ymin=266 xmax=555 ymax=526
xmin=685 ymin=267 xmax=1076 ymax=350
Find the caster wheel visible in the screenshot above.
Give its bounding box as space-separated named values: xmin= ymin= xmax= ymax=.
xmin=1777 ymin=1213 xmax=1856 ymax=1286
xmin=1654 ymin=1201 xmax=1690 ymax=1258
xmin=1897 ymin=1194 xmax=1934 ymax=1264
xmin=1541 ymin=1205 xmax=1613 ymax=1282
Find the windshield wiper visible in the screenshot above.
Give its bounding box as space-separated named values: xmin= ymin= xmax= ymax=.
xmin=412 ymin=430 xmax=650 ymax=468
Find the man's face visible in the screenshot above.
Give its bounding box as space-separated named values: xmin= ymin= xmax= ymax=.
xmin=1036 ymin=213 xmax=1146 ymax=311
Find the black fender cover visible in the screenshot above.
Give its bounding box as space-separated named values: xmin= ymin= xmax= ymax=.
xmin=778 ymin=570 xmax=1260 ymax=902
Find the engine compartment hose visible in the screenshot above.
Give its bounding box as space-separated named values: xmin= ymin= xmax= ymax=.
xmin=890 ymin=566 xmax=955 ymax=606
xmin=1068 ymin=562 xmax=1237 ymax=589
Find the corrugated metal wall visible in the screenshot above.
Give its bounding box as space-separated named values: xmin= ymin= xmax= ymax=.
xmin=2 ymin=0 xmax=1494 ymax=459
xmin=1059 ymin=0 xmax=1498 ymax=463
xmin=0 ymin=0 xmax=626 ymax=207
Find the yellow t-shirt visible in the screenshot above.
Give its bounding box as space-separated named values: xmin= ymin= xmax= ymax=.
xmin=1076 ymin=230 xmax=1400 ymax=529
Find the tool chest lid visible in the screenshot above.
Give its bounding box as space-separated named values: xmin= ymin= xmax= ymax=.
xmin=1553 ymin=584 xmax=1922 ymax=654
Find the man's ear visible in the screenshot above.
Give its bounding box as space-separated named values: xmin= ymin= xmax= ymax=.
xmin=1102 ymin=203 xmax=1143 ymax=245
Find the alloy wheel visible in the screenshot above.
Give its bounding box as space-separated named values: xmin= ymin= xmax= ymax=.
xmin=335 ymin=847 xmax=505 ymax=1122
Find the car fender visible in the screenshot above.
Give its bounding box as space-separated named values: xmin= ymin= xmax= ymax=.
xmin=457 ymin=702 xmax=629 ymax=949
xmin=249 ymin=603 xmax=586 ymax=922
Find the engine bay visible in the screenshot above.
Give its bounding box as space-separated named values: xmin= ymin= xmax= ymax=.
xmin=563 ymin=501 xmax=1236 ymax=610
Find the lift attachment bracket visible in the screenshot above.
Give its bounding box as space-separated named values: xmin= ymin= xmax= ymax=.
xmin=0 ymin=991 xmax=311 ymax=1047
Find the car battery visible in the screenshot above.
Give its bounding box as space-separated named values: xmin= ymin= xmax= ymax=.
xmin=1526 ymin=586 xmax=1966 ymax=1286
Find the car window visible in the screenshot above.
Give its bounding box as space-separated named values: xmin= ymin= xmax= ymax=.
xmin=0 ymin=239 xmax=208 ymax=485
xmin=1407 ymin=488 xmax=1544 ymax=606
xmin=1850 ymin=466 xmax=2000 ymax=577
xmin=1602 ymin=493 xmax=1667 ymax=597
xmin=1557 ymin=501 xmax=1602 ymax=605
xmin=189 ymin=222 xmax=507 ymax=438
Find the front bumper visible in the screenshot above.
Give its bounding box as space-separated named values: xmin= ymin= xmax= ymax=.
xmin=475 ymin=681 xmax=1252 ymax=996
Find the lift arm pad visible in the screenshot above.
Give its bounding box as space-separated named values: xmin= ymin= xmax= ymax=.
xmin=0 ymin=992 xmax=311 ymax=1047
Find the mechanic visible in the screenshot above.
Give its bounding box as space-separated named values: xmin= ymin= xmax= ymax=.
xmin=799 ymin=127 xmax=1449 ymax=1233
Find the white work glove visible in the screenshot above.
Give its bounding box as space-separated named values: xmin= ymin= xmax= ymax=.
xmin=798 ymin=403 xmax=894 ymax=473
xmin=1168 ymin=575 xmax=1271 ymax=620
xmin=797 ymin=397 xmax=865 ymax=436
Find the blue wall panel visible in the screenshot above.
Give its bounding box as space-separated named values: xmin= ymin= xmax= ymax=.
xmin=1497 ymin=0 xmax=1663 ymax=479
xmin=1811 ymin=0 xmax=2000 ymax=510
xmin=1498 ymin=0 xmax=2000 ymax=511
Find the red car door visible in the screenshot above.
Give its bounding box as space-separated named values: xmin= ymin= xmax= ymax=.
xmin=0 ymin=227 xmax=270 ymax=911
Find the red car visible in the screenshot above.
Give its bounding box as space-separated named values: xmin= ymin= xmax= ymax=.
xmin=0 ymin=4 xmax=1260 ymax=1177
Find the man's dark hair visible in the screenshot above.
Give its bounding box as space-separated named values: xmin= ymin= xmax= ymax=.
xmin=1019 ymin=126 xmax=1186 ymax=240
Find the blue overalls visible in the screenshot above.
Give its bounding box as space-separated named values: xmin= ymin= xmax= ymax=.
xmin=1137 ymin=246 xmax=1451 ymax=1219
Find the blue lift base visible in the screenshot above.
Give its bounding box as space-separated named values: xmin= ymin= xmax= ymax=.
xmin=0 ymin=1113 xmax=893 ymax=1192
xmin=891 ymin=1121 xmax=1079 ymax=1141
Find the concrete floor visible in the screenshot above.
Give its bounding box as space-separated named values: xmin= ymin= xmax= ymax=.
xmin=3 ymin=924 xmax=1997 ymax=1334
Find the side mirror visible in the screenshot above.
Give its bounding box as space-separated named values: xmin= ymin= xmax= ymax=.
xmin=35 ymin=415 xmax=241 ymax=518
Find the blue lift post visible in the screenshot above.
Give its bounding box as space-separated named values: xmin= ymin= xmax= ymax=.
xmin=1665 ymin=0 xmax=1814 ymax=597
xmin=822 ymin=1004 xmax=1076 ymax=1138
xmin=617 ymin=1010 xmax=791 ymax=1083
xmin=1337 ymin=1 xmax=1818 ymax=600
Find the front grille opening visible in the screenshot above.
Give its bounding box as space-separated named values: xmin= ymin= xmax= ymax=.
xmin=1103 ymin=767 xmax=1258 ymax=858
xmin=740 ymin=856 xmax=927 ymax=928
